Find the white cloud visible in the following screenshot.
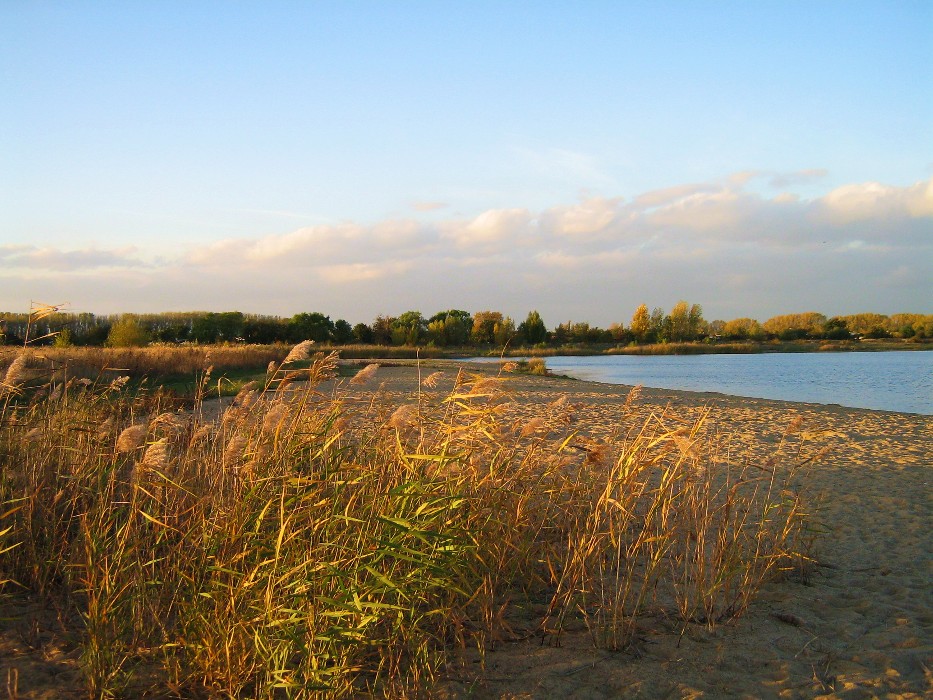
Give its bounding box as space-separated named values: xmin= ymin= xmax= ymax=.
xmin=411 ymin=201 xmax=448 ymax=212
xmin=3 ymin=177 xmax=929 ymax=323
xmin=444 ymin=208 xmax=533 ymax=251
xmin=316 ymin=260 xmax=416 ymax=284
xmin=0 ymin=245 xmax=145 ymax=271
xmin=818 ymin=179 xmax=933 ymax=224
xmin=543 ymin=197 xmax=621 ymax=236
xmin=631 ymin=183 xmax=719 ymax=210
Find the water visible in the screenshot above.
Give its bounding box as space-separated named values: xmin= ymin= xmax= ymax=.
xmin=480 ymin=352 xmax=933 ymax=415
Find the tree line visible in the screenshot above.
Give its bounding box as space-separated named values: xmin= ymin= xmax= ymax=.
xmin=1 ymin=305 xmax=931 ymax=348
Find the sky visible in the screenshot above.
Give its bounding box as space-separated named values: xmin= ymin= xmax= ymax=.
xmin=1 ymin=1 xmax=931 ymax=327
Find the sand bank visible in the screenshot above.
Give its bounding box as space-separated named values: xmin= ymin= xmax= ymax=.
xmin=354 ymin=361 xmax=932 ymax=698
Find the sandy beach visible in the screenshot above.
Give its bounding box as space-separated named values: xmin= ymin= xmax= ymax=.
xmin=353 ymin=362 xmax=933 ymax=698
xmin=1 ymin=360 xmax=930 ymax=698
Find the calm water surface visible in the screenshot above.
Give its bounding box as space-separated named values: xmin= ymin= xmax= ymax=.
xmin=492 ymin=352 xmax=933 ymax=415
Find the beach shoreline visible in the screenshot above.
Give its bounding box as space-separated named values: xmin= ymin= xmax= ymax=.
xmin=349 ymin=361 xmax=933 ymax=698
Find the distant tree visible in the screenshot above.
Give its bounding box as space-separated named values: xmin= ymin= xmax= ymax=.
xmin=518 ymin=310 xmax=547 ymax=345
xmin=863 ymin=326 xmax=891 ymax=339
xmin=842 ymin=313 xmax=889 ymax=336
xmin=191 ymin=312 xmax=245 ymax=343
xmin=822 ymin=317 xmax=851 ymax=340
xmin=667 ymin=301 xmax=705 ymax=341
xmin=629 ymin=304 xmax=651 ymax=343
xmin=707 ymin=319 xmax=726 ymax=337
xmin=154 ymin=323 xmax=192 ymax=343
xmin=427 ymin=310 xmax=472 ymax=346
xmin=352 ymin=322 xmax=374 ymax=344
xmin=392 ymin=311 xmax=426 ymax=345
xmin=569 ymin=322 xmax=592 ymax=344
xmin=216 ymin=311 xmax=245 ymax=341
xmin=688 ymin=303 xmax=706 ymax=339
xmin=242 ymin=316 xmax=284 ymax=344
xmin=332 ymin=319 xmax=354 ymax=344
xmin=649 ymin=307 xmax=665 ymax=343
xmin=471 ymin=311 xmax=503 ymax=345
xmin=53 ymin=328 xmax=73 ymax=348
xmin=106 ymin=317 xmax=150 ymax=348
xmin=608 ymin=322 xmax=631 ymax=344
xmin=887 ymin=314 xmax=924 ymax=338
xmin=493 ymin=316 xmax=516 ymax=346
xmin=288 ymin=312 xmax=334 ymax=343
xmin=763 ymin=312 xmax=826 ymax=339
xmin=551 ymin=322 xmax=570 ymax=345
xmin=371 ymin=316 xmax=395 ymax=345
xmin=911 ymin=315 xmax=933 ymax=339
xmin=722 ymin=317 xmax=764 ymax=340
xmin=668 ymin=301 xmax=691 ymax=342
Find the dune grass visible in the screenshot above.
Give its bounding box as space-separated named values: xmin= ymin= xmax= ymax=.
xmin=0 ymin=342 xmax=819 ymax=698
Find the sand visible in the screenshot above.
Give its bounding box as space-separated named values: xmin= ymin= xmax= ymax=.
xmin=1 ymin=361 xmax=930 ymax=698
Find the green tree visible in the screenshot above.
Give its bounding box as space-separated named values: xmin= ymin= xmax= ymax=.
xmin=392 ymin=311 xmax=426 ymax=346
xmin=242 ymin=316 xmax=285 ymax=344
xmin=288 ymin=313 xmax=334 ymax=343
xmin=332 ymin=319 xmax=353 ymax=344
xmin=352 ymin=323 xmax=375 ymax=344
xmin=649 ymin=307 xmax=665 ymax=343
xmin=822 ymin=317 xmax=851 ymax=340
xmin=688 ymin=303 xmax=706 ymax=339
xmin=518 ymin=310 xmax=547 ymax=345
xmin=53 ymin=328 xmax=73 ymax=348
xmin=105 ymin=317 xmax=150 ymax=347
xmin=371 ymin=316 xmax=395 ymax=345
xmin=427 ymin=310 xmax=472 ymax=346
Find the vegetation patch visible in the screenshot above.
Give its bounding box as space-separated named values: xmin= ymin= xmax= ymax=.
xmin=0 ymin=340 xmax=822 ymax=698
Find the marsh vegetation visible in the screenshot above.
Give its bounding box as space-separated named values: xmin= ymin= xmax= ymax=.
xmin=0 ymin=331 xmax=826 ymax=698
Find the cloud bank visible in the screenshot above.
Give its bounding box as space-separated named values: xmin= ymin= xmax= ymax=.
xmin=3 ymin=177 xmax=930 ymax=324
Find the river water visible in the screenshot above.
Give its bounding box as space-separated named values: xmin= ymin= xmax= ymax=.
xmin=481 ymin=351 xmax=933 ymax=415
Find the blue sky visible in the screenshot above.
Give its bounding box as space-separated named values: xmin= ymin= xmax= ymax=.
xmin=1 ymin=1 xmax=931 ymax=326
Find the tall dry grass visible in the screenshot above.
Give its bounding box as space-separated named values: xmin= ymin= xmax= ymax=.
xmin=0 ymin=343 xmax=289 ymax=384
xmin=0 ymin=344 xmax=820 ymax=697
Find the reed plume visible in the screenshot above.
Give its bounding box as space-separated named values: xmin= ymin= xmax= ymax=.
xmin=283 ymin=340 xmax=314 ymax=363
xmin=421 ymin=370 xmax=444 ymax=388
xmin=350 ymin=363 xmax=380 ymax=386
xmin=115 ymin=423 xmax=147 ymax=453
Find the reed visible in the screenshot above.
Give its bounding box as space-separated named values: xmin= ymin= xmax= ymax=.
xmin=0 ymin=343 xmax=820 ymax=697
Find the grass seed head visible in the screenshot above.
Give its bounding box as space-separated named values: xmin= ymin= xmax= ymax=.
xmin=520 ymin=417 xmax=547 ymax=437
xmin=283 ymin=340 xmax=315 ymax=364
xmin=116 ymin=423 xmax=147 ymax=453
xmin=421 ymin=370 xmax=444 ymax=388
xmin=141 ymin=439 xmax=170 ymax=471
xmin=224 ymin=434 xmax=248 ymax=465
xmin=3 ymin=352 xmax=29 ymax=390
xmin=350 ymin=363 xmax=380 ymax=386
xmin=262 ymin=402 xmax=290 ymax=434
xmin=387 ymin=404 xmax=417 ymax=430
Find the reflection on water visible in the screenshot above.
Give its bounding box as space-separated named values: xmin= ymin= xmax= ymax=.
xmin=480 ymin=351 xmax=933 ymax=414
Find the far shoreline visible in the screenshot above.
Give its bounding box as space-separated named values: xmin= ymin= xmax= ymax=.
xmin=342 ymin=357 xmax=933 ymax=417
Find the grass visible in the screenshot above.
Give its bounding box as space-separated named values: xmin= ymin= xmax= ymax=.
xmin=0 ymin=341 xmax=820 ymax=698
